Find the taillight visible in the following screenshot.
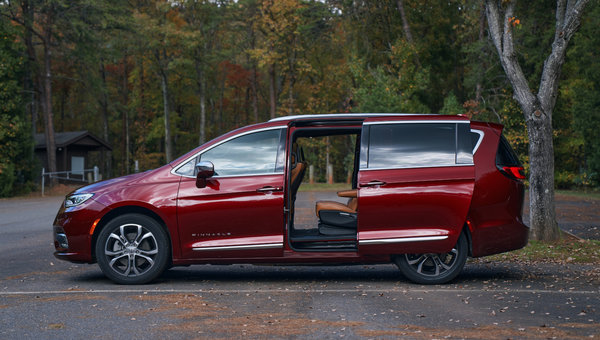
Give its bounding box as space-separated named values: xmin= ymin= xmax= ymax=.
xmin=500 ymin=166 xmax=526 ymax=180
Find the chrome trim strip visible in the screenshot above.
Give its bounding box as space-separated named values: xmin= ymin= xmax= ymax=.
xmin=210 ymin=172 xmax=284 ymax=179
xmin=359 ymin=235 xmax=448 ymax=245
xmin=269 ymin=113 xmax=436 ymax=122
xmin=171 ymin=126 xmax=287 ymax=178
xmin=360 ymin=163 xmax=474 ymax=171
xmin=193 ymin=243 xmax=283 ymax=251
xmin=184 ymin=172 xmax=284 ymax=180
xmin=470 ymin=129 xmax=484 ymax=154
xmin=363 ymin=120 xmax=470 ymax=125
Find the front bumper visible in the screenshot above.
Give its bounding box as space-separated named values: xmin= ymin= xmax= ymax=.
xmin=53 ymin=198 xmax=107 ymax=263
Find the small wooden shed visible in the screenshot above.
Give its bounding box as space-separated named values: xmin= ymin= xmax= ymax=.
xmin=35 ymin=131 xmax=112 ymax=175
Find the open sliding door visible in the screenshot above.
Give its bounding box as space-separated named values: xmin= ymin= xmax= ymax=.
xmin=357 ymin=117 xmax=475 ymax=255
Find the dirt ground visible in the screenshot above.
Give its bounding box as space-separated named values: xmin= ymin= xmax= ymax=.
xmin=524 ymin=192 xmax=600 ymax=240
xmin=1 ymin=189 xmax=598 ymax=339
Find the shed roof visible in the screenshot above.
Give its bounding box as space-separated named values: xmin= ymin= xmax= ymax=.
xmin=35 ymin=131 xmax=112 ymax=151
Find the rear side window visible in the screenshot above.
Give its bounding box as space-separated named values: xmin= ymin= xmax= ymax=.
xmin=496 ymin=135 xmax=521 ymax=167
xmin=365 ymin=123 xmax=470 ymax=169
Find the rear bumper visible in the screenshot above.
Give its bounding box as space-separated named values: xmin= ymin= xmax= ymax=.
xmin=470 ymin=218 xmax=529 ymax=258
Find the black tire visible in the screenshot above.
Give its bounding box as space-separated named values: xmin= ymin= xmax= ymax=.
xmin=394 ymin=232 xmax=468 ymax=285
xmin=95 ymin=213 xmax=170 ymax=284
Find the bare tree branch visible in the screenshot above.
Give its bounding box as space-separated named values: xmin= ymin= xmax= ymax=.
xmin=538 ymin=0 xmax=590 ymax=113
xmin=485 ymin=0 xmax=535 ymax=116
xmin=556 ymin=0 xmax=566 ymax=35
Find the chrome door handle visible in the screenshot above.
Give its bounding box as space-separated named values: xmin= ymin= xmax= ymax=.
xmin=256 ymin=186 xmax=282 ymax=193
xmin=361 ymin=180 xmax=386 ymax=187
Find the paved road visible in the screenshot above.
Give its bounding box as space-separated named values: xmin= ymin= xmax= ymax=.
xmin=0 ymin=194 xmax=598 ymax=339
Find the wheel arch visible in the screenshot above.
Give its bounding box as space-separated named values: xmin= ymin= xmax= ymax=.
xmin=91 ymin=205 xmax=173 ymax=263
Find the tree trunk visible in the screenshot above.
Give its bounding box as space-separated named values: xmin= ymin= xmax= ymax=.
xmin=476 ymin=3 xmax=486 ymax=103
xmin=288 ymin=73 xmax=295 ymax=116
xmin=122 ymin=58 xmax=130 ymax=175
xmin=485 ymin=0 xmax=590 ymax=241
xmin=99 ymin=60 xmax=112 ymax=178
xmin=42 ymin=32 xmax=57 ymax=185
xmin=160 ymin=70 xmax=173 ymax=163
xmin=396 ymin=0 xmax=421 ymax=67
xmin=251 ymin=64 xmax=259 ymax=123
xmin=22 ymin=0 xmax=37 ymax=159
xmin=249 ymin=30 xmax=259 ymax=123
xmin=396 ymin=0 xmax=414 ymax=45
xmin=288 ymin=47 xmax=296 ymax=116
xmin=527 ymin=112 xmax=560 ymax=240
xmin=269 ymin=63 xmax=277 ymax=119
xmin=195 ymin=60 xmax=206 ymax=145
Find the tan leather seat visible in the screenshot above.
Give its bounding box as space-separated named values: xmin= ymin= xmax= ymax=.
xmin=315 ymin=200 xmax=355 ymax=217
xmin=290 ymin=143 xmax=306 ymax=185
xmin=315 ymin=189 xmax=357 ymax=216
xmin=315 ymin=189 xmax=357 ymax=235
xmin=291 ymin=160 xmax=306 ymax=189
xmin=289 ymin=144 xmax=307 ymax=217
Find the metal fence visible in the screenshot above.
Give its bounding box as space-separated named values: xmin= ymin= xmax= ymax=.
xmin=41 ymin=166 xmax=100 ymax=196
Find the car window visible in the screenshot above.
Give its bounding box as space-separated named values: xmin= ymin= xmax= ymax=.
xmin=199 ymin=129 xmax=282 ymax=177
xmin=366 ymin=123 xmax=458 ymax=169
xmin=175 ymin=156 xmax=198 ymax=176
xmin=456 ymin=123 xmax=474 ymax=164
xmin=496 ymin=135 xmax=522 ymax=167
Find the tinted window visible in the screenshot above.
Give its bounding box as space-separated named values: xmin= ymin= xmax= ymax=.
xmin=471 ymin=131 xmax=481 ymax=150
xmin=200 ymin=129 xmax=282 ymax=176
xmin=367 ymin=123 xmax=457 ymax=169
xmin=496 ymin=135 xmax=521 ymax=166
xmin=175 ymin=156 xmax=198 ymax=176
xmin=175 ymin=129 xmax=283 ymax=177
xmin=456 ymin=123 xmax=474 ymax=164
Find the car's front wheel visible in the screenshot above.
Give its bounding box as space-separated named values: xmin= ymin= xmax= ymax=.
xmin=95 ymin=214 xmax=170 ymax=284
xmin=394 ymin=232 xmax=467 ymax=285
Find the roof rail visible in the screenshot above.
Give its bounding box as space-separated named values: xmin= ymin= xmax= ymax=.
xmin=268 ymin=113 xmax=436 ymax=122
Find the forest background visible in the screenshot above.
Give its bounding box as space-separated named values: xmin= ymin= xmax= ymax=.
xmin=0 ymin=0 xmax=599 ymax=197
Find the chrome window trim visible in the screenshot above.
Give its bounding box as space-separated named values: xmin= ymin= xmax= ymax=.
xmin=359 ymin=235 xmax=448 ymax=245
xmin=360 ymin=163 xmax=474 ymax=171
xmin=171 ymin=126 xmax=287 ymax=178
xmin=471 ymin=129 xmax=484 ymax=154
xmin=193 ymin=243 xmax=283 ymax=251
xmin=363 ymin=120 xmax=470 ymax=126
xmin=192 ymin=172 xmax=284 ymax=180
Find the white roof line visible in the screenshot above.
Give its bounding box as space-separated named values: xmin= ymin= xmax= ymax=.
xmin=268 ymin=113 xmax=441 ymax=122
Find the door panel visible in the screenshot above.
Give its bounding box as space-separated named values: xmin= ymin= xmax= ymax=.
xmin=358 ymin=167 xmax=474 ymax=254
xmin=177 ymin=174 xmax=284 ymax=259
xmin=357 ymin=118 xmax=475 ymax=254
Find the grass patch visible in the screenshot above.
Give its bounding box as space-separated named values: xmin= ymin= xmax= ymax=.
xmin=298 ymin=183 xmax=352 ymax=192
xmin=556 ymin=189 xmax=600 ymax=200
xmin=480 ymin=237 xmax=600 ymax=264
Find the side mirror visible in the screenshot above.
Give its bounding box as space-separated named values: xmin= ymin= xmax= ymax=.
xmin=195 ymin=161 xmax=214 ymax=188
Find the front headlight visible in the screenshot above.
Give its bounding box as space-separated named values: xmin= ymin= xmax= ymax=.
xmin=65 ymin=193 xmax=94 ymax=207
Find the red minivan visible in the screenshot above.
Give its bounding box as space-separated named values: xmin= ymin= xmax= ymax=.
xmin=53 ymin=114 xmax=528 ymax=284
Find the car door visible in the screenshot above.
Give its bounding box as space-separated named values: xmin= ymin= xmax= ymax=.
xmin=357 ymin=117 xmax=475 ymax=255
xmin=175 ymin=127 xmax=287 ymax=259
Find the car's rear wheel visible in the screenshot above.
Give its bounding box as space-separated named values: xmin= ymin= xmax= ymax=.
xmin=394 ymin=232 xmax=467 ymax=285
xmin=95 ymin=214 xmax=169 ymax=284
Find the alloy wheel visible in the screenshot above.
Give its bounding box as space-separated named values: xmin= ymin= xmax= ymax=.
xmin=104 ymin=223 xmax=159 ymax=277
